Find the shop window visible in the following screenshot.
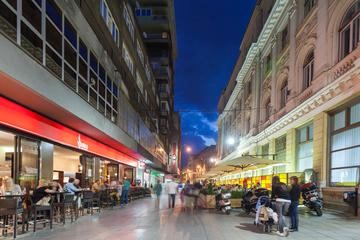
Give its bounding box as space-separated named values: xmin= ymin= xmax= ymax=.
xmin=22 ymin=0 xmax=42 ymax=33
xmin=303 ymin=51 xmax=314 ymax=90
xmin=0 ymin=1 xmax=17 ymax=42
xmin=297 ymin=124 xmax=314 ymax=172
xmin=275 ymin=135 xmax=286 ymax=173
xmin=46 ymin=0 xmax=62 ymax=30
xmin=340 ymin=1 xmax=360 ymax=60
xmin=330 ymin=100 xmax=360 ymax=186
xmin=21 ymin=22 xmax=43 ymax=62
xmin=0 ymin=131 xmax=15 ymax=181
xmin=64 ymin=64 xmax=77 ymax=91
xmin=46 ymin=46 xmax=62 ymax=78
xmin=19 ymin=138 xmax=39 ymax=188
xmin=64 ymin=40 xmax=76 ymax=68
xmin=46 ymin=19 xmax=62 ymax=54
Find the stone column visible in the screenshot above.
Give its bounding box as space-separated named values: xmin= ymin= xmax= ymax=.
xmin=288 ymin=0 xmax=297 ymax=99
xmin=286 ymin=128 xmax=296 ymax=173
xmin=313 ymin=112 xmax=328 ymax=188
xmin=315 ymin=0 xmax=329 ymax=77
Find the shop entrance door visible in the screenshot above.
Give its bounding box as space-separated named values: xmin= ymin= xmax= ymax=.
xmin=15 ymin=137 xmax=40 ymax=189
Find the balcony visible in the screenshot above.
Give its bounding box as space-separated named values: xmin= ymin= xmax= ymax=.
xmin=160 ymin=110 xmax=169 ymax=117
xmin=154 ymin=66 xmax=171 ymax=80
xmin=138 ymin=15 xmax=169 ymax=26
xmin=143 ymin=32 xmax=170 ymax=44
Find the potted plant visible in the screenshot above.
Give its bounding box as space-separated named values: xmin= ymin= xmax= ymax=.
xmin=199 ymin=183 xmax=216 ymax=208
xmin=230 ymin=190 xmax=244 ymax=208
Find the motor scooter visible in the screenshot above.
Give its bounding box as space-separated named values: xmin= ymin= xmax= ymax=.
xmin=216 ymin=192 xmax=231 ymax=215
xmin=301 ymin=183 xmax=323 ymax=216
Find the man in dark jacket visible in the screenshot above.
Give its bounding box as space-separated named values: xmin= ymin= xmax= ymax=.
xmin=289 ymin=176 xmax=301 ymax=232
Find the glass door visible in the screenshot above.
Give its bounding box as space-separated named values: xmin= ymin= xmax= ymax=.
xmin=17 ymin=137 xmax=40 ymax=189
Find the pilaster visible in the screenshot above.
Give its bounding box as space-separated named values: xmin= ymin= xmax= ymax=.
xmin=315 ymin=0 xmax=329 ymax=76
xmin=286 ymin=128 xmax=296 ymax=173
xmin=313 ymin=112 xmax=328 ymax=187
xmin=288 ymin=0 xmax=297 ymax=99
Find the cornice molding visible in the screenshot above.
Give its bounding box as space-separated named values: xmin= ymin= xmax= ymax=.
xmin=219 ymin=0 xmax=290 ymax=122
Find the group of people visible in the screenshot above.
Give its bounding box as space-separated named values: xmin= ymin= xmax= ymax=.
xmin=271 ymin=175 xmax=300 ymax=237
xmin=152 ymin=180 xmax=179 ymax=209
xmin=91 ymin=177 xmax=131 ymax=206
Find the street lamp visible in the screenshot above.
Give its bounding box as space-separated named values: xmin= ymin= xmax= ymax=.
xmin=227 ymin=137 xmax=235 ymax=145
xmin=186 ymin=146 xmax=192 ymax=153
xmin=209 ymin=158 xmax=215 ymax=163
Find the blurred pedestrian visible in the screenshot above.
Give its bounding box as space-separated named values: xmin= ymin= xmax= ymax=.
xmin=154 ymin=180 xmax=162 ymax=208
xmin=271 ymin=176 xmax=291 ymax=237
xmin=289 ymin=176 xmax=301 ymax=232
xmin=121 ymin=177 xmax=130 ymax=206
xmin=167 ymin=181 xmax=178 ymax=208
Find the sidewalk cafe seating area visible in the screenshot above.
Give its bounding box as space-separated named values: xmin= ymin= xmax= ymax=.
xmin=0 ymin=187 xmax=151 ymax=238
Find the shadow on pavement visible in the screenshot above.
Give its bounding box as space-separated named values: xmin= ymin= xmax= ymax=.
xmin=236 ymin=223 xmax=270 ymax=235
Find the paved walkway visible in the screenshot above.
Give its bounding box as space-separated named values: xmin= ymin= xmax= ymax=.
xmin=18 ymin=195 xmax=360 ymax=240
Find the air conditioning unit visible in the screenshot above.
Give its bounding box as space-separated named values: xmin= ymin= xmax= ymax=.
xmin=90 ymin=77 xmax=96 ymax=86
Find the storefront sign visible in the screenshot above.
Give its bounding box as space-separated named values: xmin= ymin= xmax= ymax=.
xmin=137 ymin=161 xmax=145 ymax=168
xmin=0 ymin=97 xmax=137 ymax=167
xmin=77 ymin=135 xmax=88 ymax=150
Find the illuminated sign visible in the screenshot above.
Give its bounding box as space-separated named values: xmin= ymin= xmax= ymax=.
xmin=138 ymin=161 xmax=145 ymax=168
xmin=77 ymin=135 xmax=88 ymax=150
xmin=0 ymin=97 xmax=137 ymax=167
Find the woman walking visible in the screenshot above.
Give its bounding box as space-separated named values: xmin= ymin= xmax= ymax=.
xmin=271 ymin=176 xmax=291 ymax=237
xmin=154 ymin=180 xmax=162 ymax=208
xmin=289 ymin=176 xmax=301 ymax=232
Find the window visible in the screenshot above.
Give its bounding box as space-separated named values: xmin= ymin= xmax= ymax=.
xmin=340 ymin=1 xmax=360 ymax=59
xmin=135 ymin=8 xmax=152 ymax=16
xmin=136 ymin=41 xmax=145 ymax=65
xmin=136 ymin=72 xmax=144 ymax=94
xmin=265 ymin=54 xmax=271 ymax=74
xmin=275 ymin=135 xmax=287 ymax=173
xmin=304 ymin=0 xmax=315 ymax=18
xmin=330 ymin=101 xmax=360 ymax=186
xmin=0 ymin=0 xmax=17 ymax=42
xmin=145 ymin=65 xmax=151 ymax=82
xmin=303 ymin=51 xmax=314 ymax=90
xmin=122 ymin=44 xmax=134 ymax=74
xmin=100 ymin=0 xmax=119 ymax=45
xmin=123 ymin=6 xmax=134 ymax=40
xmin=281 ymin=26 xmax=288 ymax=50
xmin=262 ymin=144 xmax=269 ymax=159
xmin=297 ymin=124 xmax=314 ymax=172
xmin=280 ymin=80 xmax=288 ymax=108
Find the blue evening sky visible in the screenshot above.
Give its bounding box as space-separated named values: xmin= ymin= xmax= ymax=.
xmin=174 ymin=0 xmax=257 ymax=168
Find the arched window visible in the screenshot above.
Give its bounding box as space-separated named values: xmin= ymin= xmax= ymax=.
xmin=303 ymin=50 xmax=314 ymax=90
xmin=280 ymin=80 xmax=288 ymax=109
xmin=340 ymin=1 xmax=360 ymax=59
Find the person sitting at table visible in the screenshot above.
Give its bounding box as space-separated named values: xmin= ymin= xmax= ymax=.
xmin=51 ymin=180 xmax=63 ymax=192
xmin=32 ymin=179 xmax=53 ymax=205
xmin=109 ymin=181 xmax=120 ymax=201
xmin=64 ymin=178 xmax=78 ymax=195
xmin=2 ymin=178 xmax=21 ymax=195
xmin=91 ymin=180 xmax=101 ymax=192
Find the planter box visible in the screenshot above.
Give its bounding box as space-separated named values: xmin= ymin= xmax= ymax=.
xmin=231 ymin=198 xmax=242 ymax=208
xmin=199 ymin=194 xmax=216 ymax=208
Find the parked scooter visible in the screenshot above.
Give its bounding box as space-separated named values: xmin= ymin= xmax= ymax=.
xmin=216 ymin=192 xmax=232 ymax=215
xmin=242 ymin=188 xmax=269 ymax=214
xmin=301 ymin=182 xmax=323 ymax=216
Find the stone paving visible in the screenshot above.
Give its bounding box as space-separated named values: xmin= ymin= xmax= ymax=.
xmin=15 ymin=195 xmax=360 ymax=240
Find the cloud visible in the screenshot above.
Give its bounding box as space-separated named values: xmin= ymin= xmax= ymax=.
xmin=200 ymin=116 xmax=218 ymax=132
xmin=199 ymin=135 xmax=216 ymax=146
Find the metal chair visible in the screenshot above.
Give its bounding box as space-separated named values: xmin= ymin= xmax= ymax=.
xmin=0 ymin=198 xmax=26 ymax=238
xmin=30 ymin=195 xmax=53 ymax=232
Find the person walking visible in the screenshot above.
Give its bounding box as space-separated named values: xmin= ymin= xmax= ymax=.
xmin=154 ymin=180 xmax=162 ymax=208
xmin=289 ymin=176 xmax=301 ymax=232
xmin=167 ymin=181 xmax=178 ymax=208
xmin=121 ymin=177 xmax=130 ymax=206
xmin=271 ymin=176 xmax=291 ymax=237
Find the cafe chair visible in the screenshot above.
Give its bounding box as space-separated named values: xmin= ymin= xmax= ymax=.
xmin=29 ymin=195 xmax=54 ymax=232
xmin=81 ymin=191 xmax=99 ymax=215
xmin=0 ymin=198 xmax=26 ymax=238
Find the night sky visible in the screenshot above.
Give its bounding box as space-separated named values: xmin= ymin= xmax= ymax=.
xmin=174 ymin=0 xmax=257 ymax=168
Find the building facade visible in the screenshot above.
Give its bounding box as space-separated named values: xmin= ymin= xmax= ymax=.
xmin=0 ymin=0 xmax=179 ymax=189
xmin=185 ymin=145 xmax=217 ymax=182
xmin=217 ymin=0 xmax=360 ymax=213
